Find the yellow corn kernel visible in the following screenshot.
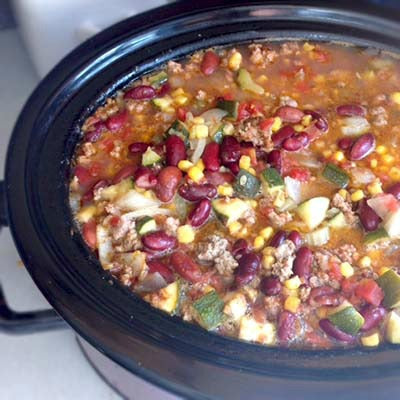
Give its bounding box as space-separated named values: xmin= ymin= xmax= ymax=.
xmin=143 ymin=190 xmax=155 ymax=199
xmin=228 ymin=221 xmax=242 ymax=235
xmin=359 ymin=256 xmax=372 ymax=268
xmin=262 ymin=254 xmax=275 ymax=270
xmin=171 ymin=88 xmax=185 ymax=97
xmin=239 ymin=155 xmax=251 ymax=170
xmin=351 ymin=190 xmax=364 ymax=202
xmin=376 ymin=145 xmax=387 ymax=155
xmin=177 ymin=225 xmax=195 ymax=244
xmin=191 ymin=124 xmax=208 ymax=139
xmin=262 ymin=246 xmax=275 ymax=256
xmin=301 ymin=114 xmax=312 ymax=127
xmin=361 ymin=332 xmax=380 ymax=347
xmin=367 ymin=180 xmax=383 ymax=195
xmin=382 ymin=154 xmax=395 ymax=165
xmin=192 ymin=116 xmax=205 ymax=125
xmin=333 ymin=151 xmax=345 ymax=162
xmin=217 ymin=184 xmax=234 ymax=197
xmin=379 ymin=266 xmax=390 ymax=276
xmin=223 ymin=122 xmax=235 ymax=135
xmin=271 ymin=117 xmax=282 ymax=133
xmin=248 ymin=167 xmax=256 ymax=176
xmin=195 ymin=159 xmax=205 ymax=171
xmin=389 ymin=167 xmax=400 ymax=181
xmin=257 ymin=74 xmax=268 ymax=84
xmin=285 ymin=276 xmax=302 ymax=290
xmin=322 ymin=150 xmax=332 ymax=158
xmin=370 ymin=159 xmax=378 ymax=168
xmin=362 ymin=70 xmax=375 ymax=80
xmin=391 ymin=92 xmax=400 ymax=105
xmin=284 ymin=296 xmax=301 ymax=313
xmin=253 ymin=236 xmax=265 ymax=251
xmin=338 ymin=189 xmax=348 ymax=199
xmin=237 ymin=226 xmax=249 ymax=238
xmin=340 ymin=262 xmax=354 ymax=278
xmin=188 ymin=166 xmax=204 ymax=183
xmin=260 ymin=227 xmax=274 ymax=240
xmin=174 ymin=95 xmax=189 ymax=106
xmin=293 ymin=124 xmax=304 ymax=132
xmin=303 ymin=42 xmax=315 ymax=52
xmin=228 ymin=51 xmax=242 ymax=71
xmin=178 ymin=160 xmax=194 ymax=172
xmin=249 ymin=200 xmax=258 ymax=209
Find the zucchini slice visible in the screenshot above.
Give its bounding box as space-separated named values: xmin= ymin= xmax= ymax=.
xmin=100 ymin=178 xmax=134 ymax=201
xmin=237 ymin=68 xmax=264 ymax=95
xmin=383 ymin=208 xmax=400 ymax=239
xmin=216 ymin=99 xmax=239 ymax=119
xmin=153 ymin=281 xmax=180 ymax=314
xmin=322 ymin=163 xmax=349 ymax=188
xmin=262 ymin=167 xmax=284 ymax=187
xmin=234 ymin=169 xmax=261 ymax=198
xmin=212 ymin=197 xmax=250 ymax=225
xmin=136 ymin=216 xmax=157 ymax=235
xmin=193 ymin=290 xmax=224 ymax=330
xmin=328 ymin=212 xmax=347 ymax=229
xmin=304 ymin=226 xmax=330 ymax=246
xmin=296 ymin=197 xmax=330 ymax=230
xmin=142 ymin=147 xmax=161 ymax=166
xmin=377 ymin=269 xmax=400 ymax=309
xmin=364 ymin=228 xmax=388 ymax=245
xmin=149 ymin=71 xmax=168 ymax=87
xmin=166 ymin=119 xmax=190 ymax=145
xmin=328 ymin=306 xmax=365 ymax=335
xmin=386 ymin=311 xmax=400 ymax=344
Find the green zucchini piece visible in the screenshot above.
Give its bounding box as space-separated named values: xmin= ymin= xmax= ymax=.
xmin=383 ymin=208 xmax=400 ymax=239
xmin=216 ymin=99 xmax=239 ymax=119
xmin=166 ymin=119 xmax=190 ymax=145
xmin=156 ymin=281 xmax=180 ymax=314
xmin=296 ymin=197 xmax=330 ymax=230
xmin=212 ymin=197 xmax=250 ymax=225
xmin=193 ymin=290 xmax=224 ymax=330
xmin=304 ymin=226 xmax=330 ymax=246
xmin=377 ymin=269 xmax=400 ymax=309
xmin=234 ymin=169 xmax=261 ymax=198
xmin=152 ymin=97 xmax=172 ymax=110
xmin=322 ymin=163 xmax=349 ymax=188
xmin=100 ymin=178 xmax=134 ymax=201
xmin=136 ymin=216 xmax=157 ymax=235
xmin=237 ymin=68 xmax=264 ymax=95
xmin=328 ymin=306 xmax=365 ymax=335
xmin=328 ymin=212 xmax=347 ymax=229
xmin=262 ymin=168 xmax=284 ymax=187
xmin=142 ymin=147 xmax=161 ymax=166
xmin=364 ymin=228 xmax=389 ymax=245
xmin=148 ymin=71 xmax=168 ymax=87
xmin=386 ymin=311 xmax=400 ymax=343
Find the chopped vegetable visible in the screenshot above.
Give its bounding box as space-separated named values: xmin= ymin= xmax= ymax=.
xmin=305 ymin=226 xmax=330 ymax=246
xmin=216 ymin=99 xmax=239 ymax=119
xmin=142 ymin=147 xmax=161 ymax=166
xmin=100 ymin=178 xmax=134 ymax=201
xmin=364 ymin=228 xmax=388 ymax=245
xmin=377 ymin=269 xmax=400 ymax=308
xmin=237 ymin=68 xmax=264 ymax=95
xmin=136 ymin=216 xmax=157 ymax=235
xmin=212 ymin=197 xmax=250 ymax=224
xmin=115 ymin=189 xmax=161 ymax=211
xmin=296 ymin=197 xmax=330 ymax=230
xmin=322 ymin=163 xmax=349 ymax=188
xmin=149 ymin=71 xmax=168 ymax=87
xmin=328 ymin=306 xmax=365 ymax=335
xmin=383 ymin=208 xmax=400 ymax=238
xmin=193 ymin=290 xmax=224 ymax=330
xmin=166 ymin=120 xmax=190 ymax=144
xmin=328 ymin=212 xmax=346 ymax=229
xmin=234 ymin=169 xmax=261 ymax=197
xmin=262 ymin=168 xmax=284 ymax=187
xmin=386 ymin=311 xmax=400 ymax=343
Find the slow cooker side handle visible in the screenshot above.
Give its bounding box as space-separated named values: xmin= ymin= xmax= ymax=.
xmin=0 ymin=180 xmax=67 ymax=334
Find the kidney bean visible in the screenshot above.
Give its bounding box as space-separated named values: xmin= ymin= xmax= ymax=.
xmin=260 ymin=276 xmax=282 ymax=296
xmin=142 ymin=231 xmax=177 ymax=252
xmin=85 ymin=121 xmax=106 ymax=143
xmin=178 ymin=182 xmax=217 ymax=201
xmin=124 ymin=85 xmax=156 ymax=100
xmin=296 ymin=132 xmax=310 ymax=147
xmin=269 ymin=231 xmax=287 ymax=247
xmin=112 ymin=165 xmax=136 ymax=184
xmin=202 ymin=142 xmax=220 ymax=172
xmin=278 ymin=311 xmax=297 ymax=343
xmin=82 ymin=219 xmax=97 ymax=249
xmin=360 ymin=305 xmax=387 ymax=332
xmin=129 ymin=142 xmax=150 ymax=154
xmin=303 ymin=109 xmax=328 ymax=132
xmin=226 ymin=161 xmax=240 ymax=175
xmin=166 ymin=135 xmax=186 ymax=166
xmin=147 ymin=260 xmax=174 ymax=283
xmin=256 ymin=148 xmax=269 ymax=161
xmin=282 ymin=136 xmax=303 ymax=152
xmin=221 ymin=136 xmax=241 ymax=164
xmin=336 ymin=104 xmax=366 ymax=117
xmin=170 ymin=251 xmax=203 ymax=283
xmin=232 ymin=239 xmax=250 ymax=259
xmin=134 ymin=167 xmax=158 ymax=189
xmin=200 ymin=50 xmax=220 ymax=75
xmin=272 ymin=125 xmax=295 ymax=147
xmin=157 ymin=83 xmax=171 ymax=97
xmin=204 ymin=171 xmax=235 ymax=186
xmin=287 ymin=230 xmax=302 ymax=248
xmin=105 ymin=110 xmax=128 ymax=132
xmin=275 ymin=106 xmax=304 ymax=123
xmin=337 ymin=137 xmax=354 ymax=150
xmin=267 ymin=150 xmax=282 ymax=172
xmin=349 ymin=133 xmax=376 ymax=161
xmin=155 ymin=166 xmax=182 ymax=202
xmin=358 ymin=199 xmax=381 ymax=231
xmin=188 ymin=199 xmax=211 ymax=227
xmin=293 ymin=247 xmax=313 ymax=279
xmin=81 ymin=179 xmax=109 ymax=204
xmin=235 ymin=252 xmax=261 ymax=287
xmin=319 ymin=319 xmax=355 ymax=343
xmin=387 ymin=182 xmax=400 ymax=200
xmin=310 ymin=286 xmax=343 ymax=307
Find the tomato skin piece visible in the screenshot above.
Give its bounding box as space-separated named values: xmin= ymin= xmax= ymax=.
xmin=177 ymin=107 xmax=187 ymax=122
xmin=259 ymin=118 xmax=275 ymax=132
xmin=82 ymin=220 xmax=97 ymax=249
xmin=287 ymin=167 xmax=311 ymax=183
xmin=355 ymin=279 xmax=384 ymax=307
xmin=74 ymin=165 xmax=93 ymax=185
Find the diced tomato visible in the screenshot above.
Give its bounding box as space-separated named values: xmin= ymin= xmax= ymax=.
xmin=341 ymin=276 xmax=359 ymax=294
xmin=177 ymin=107 xmax=187 ymax=122
xmin=287 ymin=167 xmax=311 ymax=183
xmin=355 ymin=279 xmax=384 ymax=307
xmin=223 ymin=93 xmax=234 ymax=101
xmin=110 ymin=216 xmax=121 ymax=227
xmin=100 ymin=137 xmax=115 ymax=153
xmin=237 ymin=101 xmax=264 ymax=121
xmin=313 ymin=49 xmax=331 ymax=63
xmin=329 ymin=261 xmax=343 ymax=282
xmin=240 ymin=147 xmax=257 ymax=166
xmin=74 ymin=165 xmax=93 ymax=185
xmin=238 ymin=102 xmax=252 ymax=121
xmin=294 ymin=81 xmax=311 ymax=93
xmin=82 ymin=219 xmax=97 ymax=249
xmin=88 ymin=161 xmax=102 ymax=177
xmin=259 ymin=117 xmax=275 ymax=132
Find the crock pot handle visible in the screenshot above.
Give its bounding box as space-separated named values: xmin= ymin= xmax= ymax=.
xmin=0 ymin=181 xmax=67 ymax=334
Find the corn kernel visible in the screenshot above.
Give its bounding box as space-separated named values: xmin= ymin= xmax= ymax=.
xmin=228 ymin=221 xmax=242 ymax=235
xmin=382 ymin=154 xmax=395 ymax=165
xmin=239 ymin=155 xmax=251 ymax=170
xmin=228 ymin=51 xmax=242 ymax=71
xmin=284 ymin=296 xmax=301 ymax=313
xmin=367 ymin=180 xmax=383 ymax=195
xmin=248 ymin=167 xmax=256 ymax=176
xmin=217 ymin=184 xmax=234 ymax=197
xmin=237 ymin=226 xmax=249 ymax=238
xmin=196 ymin=159 xmax=205 ymax=171
xmin=370 ymin=159 xmax=378 ymax=168
xmin=223 ymin=122 xmax=235 ymax=135
xmin=359 ymin=256 xmax=372 ymax=268
xmin=362 ymin=70 xmax=375 ymax=80
xmin=191 ymin=124 xmax=208 ymax=139
xmin=391 ymin=92 xmax=400 ymax=105
xmin=177 ymin=224 xmax=195 ymax=244
xmin=262 ymin=246 xmax=275 ymax=256
xmin=301 ymin=114 xmax=312 ymax=127
xmin=293 ymin=124 xmax=304 ymax=132
xmin=285 ymin=276 xmax=302 ymax=290
xmin=143 ymin=190 xmax=155 ymax=199
xmin=165 ymin=106 xmax=175 ymax=114
xmin=333 ymin=151 xmax=345 ymax=162
xmin=249 ymin=200 xmax=257 ymax=209
xmin=257 ymin=75 xmax=268 ymax=84
xmin=271 ymin=117 xmax=282 ymax=133
xmin=253 ymin=236 xmax=265 ymax=251
xmin=376 ymin=145 xmax=387 ymax=155
xmin=262 ymin=254 xmax=275 ymax=270
xmin=322 ymin=150 xmax=332 ymax=158
xmin=174 ymin=95 xmax=189 ymax=106
xmin=389 ymin=167 xmax=400 ymax=181
xmin=171 ymin=88 xmax=185 ymax=97
xmin=361 ymin=332 xmax=380 ymax=347
xmin=192 ymin=116 xmax=205 ymax=125
xmin=188 ymin=166 xmax=204 ymax=183
xmin=260 ymin=227 xmax=274 ymax=240
xmin=379 ymin=266 xmax=390 ymax=276
xmin=303 ymin=42 xmax=315 ymax=52
xmin=178 ymin=160 xmax=194 ymax=172
xmin=340 ymin=262 xmax=354 ymax=278
xmin=351 ymin=190 xmax=364 ymax=202
xmin=338 ymin=189 xmax=348 ymax=199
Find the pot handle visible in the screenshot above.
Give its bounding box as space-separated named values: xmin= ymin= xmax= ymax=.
xmin=0 ymin=181 xmax=67 ymax=334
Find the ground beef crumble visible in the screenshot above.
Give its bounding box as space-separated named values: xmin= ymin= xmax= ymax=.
xmin=331 ymin=193 xmax=358 ymax=225
xmin=270 ymin=240 xmax=296 ymax=282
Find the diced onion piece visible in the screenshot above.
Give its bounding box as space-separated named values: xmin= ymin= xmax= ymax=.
xmin=96 ymin=225 xmax=113 ymax=268
xmin=115 ymin=189 xmax=160 ymax=211
xmin=367 ymin=194 xmax=398 ymax=219
xmin=200 ymin=108 xmax=228 ymax=125
xmin=284 ymin=176 xmax=302 ymax=204
xmin=350 ymin=167 xmax=376 ymax=186
xmin=340 ymin=116 xmax=370 ymax=136
xmin=191 ymin=138 xmax=207 ymax=163
xmin=122 ymin=206 xmax=171 ymax=220
xmin=384 ymin=209 xmax=400 ymax=239
xmin=136 ymin=272 xmax=167 ymax=293
xmin=305 ymin=226 xmax=330 ymax=246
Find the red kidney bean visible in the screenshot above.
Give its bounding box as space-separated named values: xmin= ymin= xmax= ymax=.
xmin=319 ymin=319 xmax=355 ymax=342
xmin=166 ymin=135 xmax=186 ymax=166
xmin=303 ymin=110 xmax=328 ymax=132
xmin=349 ymin=133 xmax=376 ymax=161
xmin=287 ymin=230 xmax=302 ymax=248
xmin=200 ymin=50 xmax=220 ymax=75
xmin=260 ymin=276 xmax=282 ymax=296
xmin=278 ymin=311 xmax=297 ymax=343
xmin=147 ymin=260 xmax=174 ymax=283
xmin=256 ymin=148 xmax=269 ymax=161
xmin=337 ymin=137 xmax=354 ymax=150
xmin=269 ymin=230 xmax=287 ymax=247
xmin=267 ymin=150 xmax=282 ymax=172
xmin=124 ymin=85 xmax=156 ymax=100
xmin=336 ymin=104 xmax=366 ymax=117
xmin=360 ymin=305 xmax=387 ymax=332
xmin=293 ymin=247 xmax=313 ymax=279
xmin=81 ymin=179 xmax=109 ymax=204
xmin=387 ymin=182 xmax=400 ymax=200
xmin=232 ymin=239 xmax=250 ymax=259
xmin=358 ymin=199 xmax=381 ymax=231
xmin=82 ymin=219 xmax=97 ymax=249
xmin=129 ymin=142 xmax=149 ymax=154
xmin=188 ymin=199 xmax=211 ymax=227
xmin=235 ymin=252 xmax=261 ymax=287
xmin=112 ymin=165 xmax=136 ymax=184
xmin=226 ymin=161 xmax=240 ymax=175
xmin=275 ymin=106 xmax=304 ymax=123
xmin=202 ymin=142 xmax=220 ymax=172
xmin=221 ymin=136 xmax=241 ymax=164
xmin=170 ymin=251 xmax=203 ymax=283
xmin=296 ymin=132 xmax=310 ymax=147
xmin=155 ymin=166 xmax=182 ymax=202
xmin=134 ymin=167 xmax=158 ymax=189
xmin=204 ymin=171 xmax=235 ymax=186
xmin=282 ymin=136 xmax=303 ymax=152
xmin=272 ymin=125 xmax=295 ymax=147
xmin=85 ymin=121 xmax=106 ymax=143
xmin=178 ymin=182 xmax=217 ymax=201
xmin=310 ymin=286 xmax=343 ymax=307
xmin=105 ymin=110 xmax=128 ymax=132
xmin=157 ymin=82 xmax=171 ymax=97
xmin=142 ymin=231 xmax=177 ymax=252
